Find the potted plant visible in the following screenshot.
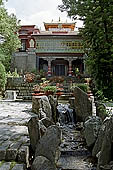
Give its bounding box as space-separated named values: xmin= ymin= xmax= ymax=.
xmin=32 ymin=84 xmax=45 ymax=96
xmin=25 ymin=73 xmax=35 ymax=83
xmin=43 ymin=86 xmax=57 ymax=96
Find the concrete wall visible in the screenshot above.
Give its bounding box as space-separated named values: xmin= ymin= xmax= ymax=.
xmin=11 ymin=51 xmax=36 ymax=72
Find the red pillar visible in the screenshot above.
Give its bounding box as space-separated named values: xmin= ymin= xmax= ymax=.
xmin=68 ymin=60 xmax=72 ymax=76
xmin=47 ymin=60 xmax=52 ymax=76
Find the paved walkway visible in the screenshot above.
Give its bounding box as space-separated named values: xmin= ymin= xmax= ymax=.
xmin=0 ymin=101 xmax=36 ymax=170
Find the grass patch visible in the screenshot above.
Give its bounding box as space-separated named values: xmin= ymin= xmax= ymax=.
xmin=0 ymin=160 xmax=5 ymax=167
xmin=9 ymin=161 xmax=16 ymax=170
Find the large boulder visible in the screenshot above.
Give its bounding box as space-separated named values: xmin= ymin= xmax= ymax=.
xmin=92 ymin=116 xmax=113 ymax=159
xmin=84 ymin=116 xmax=102 ymax=148
xmin=35 ymin=125 xmax=61 ymax=163
xmin=92 ymin=123 xmax=106 ymax=157
xmin=41 ymin=117 xmax=54 ymax=128
xmin=28 ymin=117 xmax=40 ymax=152
xmin=73 ymin=87 xmax=92 ymax=122
xmin=48 ymin=95 xmax=58 ymax=123
xmin=97 ymin=115 xmax=113 ymax=170
xmin=28 ymin=116 xmax=55 ymax=153
xmin=31 ymin=156 xmax=57 ymax=170
xmin=32 ymin=96 xmax=52 ymax=120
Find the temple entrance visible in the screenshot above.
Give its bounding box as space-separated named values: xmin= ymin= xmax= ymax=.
xmin=55 ymin=64 xmax=65 ymax=76
xmin=52 ymin=59 xmax=68 ymax=76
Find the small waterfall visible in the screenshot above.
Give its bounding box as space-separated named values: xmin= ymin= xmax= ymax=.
xmin=57 ymin=104 xmax=75 ymax=126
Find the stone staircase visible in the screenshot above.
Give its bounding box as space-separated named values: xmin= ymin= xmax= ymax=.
xmin=58 ymin=93 xmax=74 ymax=102
xmin=6 ymin=82 xmax=34 ymax=101
xmin=57 ymin=84 xmax=74 ymax=104
xmin=57 ymin=125 xmax=96 ymax=170
xmin=16 ymin=83 xmax=34 ymax=100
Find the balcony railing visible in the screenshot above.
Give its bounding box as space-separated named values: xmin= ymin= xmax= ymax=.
xmin=36 ymin=48 xmax=84 ymax=53
xmin=36 ymin=39 xmax=84 ymax=53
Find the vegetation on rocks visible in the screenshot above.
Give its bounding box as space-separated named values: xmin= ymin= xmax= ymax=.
xmin=71 ymin=83 xmax=88 ymax=93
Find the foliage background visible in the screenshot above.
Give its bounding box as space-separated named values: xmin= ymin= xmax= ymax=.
xmin=0 ymin=0 xmax=20 ymax=90
xmin=59 ymin=0 xmax=113 ymax=99
xmin=0 ymin=0 xmax=20 ymax=71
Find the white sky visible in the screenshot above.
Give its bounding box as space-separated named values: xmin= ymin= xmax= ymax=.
xmin=4 ymin=0 xmax=83 ymax=30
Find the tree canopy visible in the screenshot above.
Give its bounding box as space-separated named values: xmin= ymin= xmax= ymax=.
xmin=0 ymin=61 xmax=6 ymax=90
xmin=59 ymin=0 xmax=113 ymax=99
xmin=0 ymin=0 xmax=20 ymax=71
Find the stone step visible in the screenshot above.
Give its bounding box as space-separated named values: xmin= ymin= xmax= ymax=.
xmin=57 ymin=156 xmax=90 ymax=170
xmin=61 ymin=149 xmax=91 ymax=157
xmin=22 ymin=96 xmax=32 ymax=101
xmin=58 ymin=167 xmax=90 ymax=170
xmin=17 ymin=93 xmax=32 ymax=97
xmin=16 ymin=96 xmax=23 ymax=100
xmin=0 ymin=162 xmax=26 ymax=170
xmin=0 ymin=124 xmax=30 ymax=167
xmin=16 ymin=95 xmax=32 ymax=101
xmin=58 ymin=94 xmax=73 ymax=100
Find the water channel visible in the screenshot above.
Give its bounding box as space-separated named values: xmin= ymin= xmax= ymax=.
xmin=57 ymin=103 xmax=97 ymax=170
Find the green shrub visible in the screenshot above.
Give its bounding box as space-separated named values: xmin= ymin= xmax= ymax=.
xmin=43 ymin=86 xmax=57 ymax=93
xmin=71 ymin=83 xmax=88 ymax=93
xmin=0 ymin=62 xmax=6 ymax=91
xmin=6 ymin=69 xmax=19 ymax=78
xmin=76 ymin=83 xmax=88 ymax=92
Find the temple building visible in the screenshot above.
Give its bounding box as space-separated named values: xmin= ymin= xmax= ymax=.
xmin=12 ymin=20 xmax=85 ymax=76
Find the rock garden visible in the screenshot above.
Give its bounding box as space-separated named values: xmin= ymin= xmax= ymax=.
xmin=0 ymin=74 xmax=113 ymax=170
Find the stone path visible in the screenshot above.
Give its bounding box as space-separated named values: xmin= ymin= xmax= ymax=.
xmin=0 ymin=101 xmax=36 ymax=170
xmin=57 ymin=125 xmax=96 ymax=170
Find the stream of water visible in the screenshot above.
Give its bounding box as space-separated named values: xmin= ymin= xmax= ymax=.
xmin=57 ymin=103 xmax=75 ymax=126
xmin=57 ymin=103 xmax=97 ymax=170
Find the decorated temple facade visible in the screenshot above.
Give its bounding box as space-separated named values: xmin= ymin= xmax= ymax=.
xmin=12 ymin=20 xmax=85 ymax=76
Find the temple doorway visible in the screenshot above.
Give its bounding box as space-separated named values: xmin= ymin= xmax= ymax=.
xmin=55 ymin=64 xmax=65 ymax=76
xmin=52 ymin=59 xmax=68 ymax=76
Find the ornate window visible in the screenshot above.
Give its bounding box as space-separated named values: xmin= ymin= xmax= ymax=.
xmin=19 ymin=39 xmax=26 ymax=52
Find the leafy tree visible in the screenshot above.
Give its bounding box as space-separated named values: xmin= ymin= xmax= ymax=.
xmin=59 ymin=0 xmax=113 ymax=99
xmin=0 ymin=0 xmax=21 ymax=71
xmin=0 ymin=61 xmax=6 ymax=90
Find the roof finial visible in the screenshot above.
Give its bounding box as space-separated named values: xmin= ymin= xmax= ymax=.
xmin=59 ymin=17 xmax=61 ymax=22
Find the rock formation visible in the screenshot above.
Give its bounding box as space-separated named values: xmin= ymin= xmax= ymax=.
xmin=32 ymin=96 xmax=52 ymax=120
xmin=84 ymin=116 xmax=102 ymax=148
xmin=73 ymin=87 xmax=92 ymax=121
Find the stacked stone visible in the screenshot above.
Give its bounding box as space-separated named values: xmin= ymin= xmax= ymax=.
xmin=30 ymin=95 xmax=61 ymax=170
